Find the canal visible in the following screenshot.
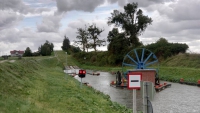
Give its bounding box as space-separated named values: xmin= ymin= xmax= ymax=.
xmin=69 ymin=70 xmax=200 ymax=113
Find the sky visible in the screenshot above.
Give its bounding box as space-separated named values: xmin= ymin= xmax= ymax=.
xmin=1 ymin=0 xmax=200 ymax=55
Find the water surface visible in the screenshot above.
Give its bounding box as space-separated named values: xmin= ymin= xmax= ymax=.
xmin=70 ymin=70 xmax=200 ymax=113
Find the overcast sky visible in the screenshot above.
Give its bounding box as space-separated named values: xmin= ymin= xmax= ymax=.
xmin=1 ymin=0 xmax=200 ymax=55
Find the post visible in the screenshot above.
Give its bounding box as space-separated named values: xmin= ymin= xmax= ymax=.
xmin=66 ymin=52 xmax=67 ymax=79
xmin=146 ymin=82 xmax=149 ymax=113
xmin=81 ymin=78 xmax=82 ymax=88
xmin=133 ymin=89 xmax=137 ymax=113
xmin=66 ymin=52 xmax=67 ymax=66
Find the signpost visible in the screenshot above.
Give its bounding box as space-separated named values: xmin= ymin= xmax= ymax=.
xmin=128 ymin=72 xmax=142 ymax=113
xmin=78 ymin=70 xmax=86 ymax=88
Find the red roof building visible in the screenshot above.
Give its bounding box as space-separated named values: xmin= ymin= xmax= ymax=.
xmin=10 ymin=50 xmax=24 ymax=57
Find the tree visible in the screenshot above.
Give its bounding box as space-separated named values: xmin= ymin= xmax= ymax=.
xmin=39 ymin=40 xmax=54 ymax=56
xmin=108 ymin=2 xmax=152 ymax=47
xmin=61 ymin=36 xmax=70 ymax=51
xmin=145 ymin=38 xmax=189 ymax=59
xmin=107 ymin=28 xmax=129 ymax=64
xmin=87 ymin=24 xmax=105 ymax=52
xmin=75 ymin=26 xmax=89 ymax=52
xmin=70 ymin=45 xmax=81 ymax=53
xmin=23 ymin=47 xmax=32 ymax=57
xmin=108 ymin=28 xmax=126 ymax=53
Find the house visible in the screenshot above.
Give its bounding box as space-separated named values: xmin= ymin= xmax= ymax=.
xmin=10 ymin=50 xmax=24 ymax=57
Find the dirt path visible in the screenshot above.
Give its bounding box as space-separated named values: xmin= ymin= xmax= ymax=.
xmin=0 ymin=60 xmax=7 ymax=63
xmin=9 ymin=60 xmax=15 ymax=63
xmin=0 ymin=60 xmax=16 ymax=63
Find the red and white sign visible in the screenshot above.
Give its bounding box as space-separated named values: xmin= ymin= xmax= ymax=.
xmin=127 ymin=72 xmax=142 ymax=89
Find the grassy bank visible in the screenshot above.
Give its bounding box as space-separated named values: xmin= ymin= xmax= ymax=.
xmin=0 ymin=52 xmax=131 ymax=113
xmin=159 ymin=53 xmax=200 ymax=83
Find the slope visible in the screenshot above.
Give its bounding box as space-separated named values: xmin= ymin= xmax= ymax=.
xmin=0 ymin=52 xmax=131 ymax=113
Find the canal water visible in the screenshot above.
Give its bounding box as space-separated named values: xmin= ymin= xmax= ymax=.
xmin=69 ymin=70 xmax=200 ymax=113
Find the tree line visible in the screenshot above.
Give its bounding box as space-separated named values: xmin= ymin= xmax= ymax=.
xmin=23 ymin=40 xmax=54 ymax=57
xmin=144 ymin=38 xmax=189 ymax=59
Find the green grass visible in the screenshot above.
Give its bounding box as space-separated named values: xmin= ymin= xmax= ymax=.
xmin=161 ymin=53 xmax=200 ymax=68
xmin=159 ymin=53 xmax=200 ymax=83
xmin=0 ymin=51 xmax=132 ymax=113
xmin=159 ymin=66 xmax=200 ymax=83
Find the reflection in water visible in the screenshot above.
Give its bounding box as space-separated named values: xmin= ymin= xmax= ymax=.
xmin=71 ymin=70 xmax=200 ymax=113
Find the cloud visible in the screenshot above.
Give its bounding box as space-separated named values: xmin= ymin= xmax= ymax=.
xmin=0 ymin=10 xmax=23 ymax=30
xmin=37 ymin=15 xmax=62 ymax=32
xmin=56 ymin=0 xmax=105 ymax=13
xmin=0 ymin=27 xmax=63 ymax=54
xmin=107 ymin=0 xmax=175 ymax=7
xmin=0 ymin=0 xmax=52 ymax=14
xmin=0 ymin=28 xmax=22 ymax=43
xmin=157 ymin=0 xmax=200 ymax=21
xmin=0 ymin=0 xmax=25 ymax=12
xmin=1 ymin=0 xmax=200 ymax=54
xmin=140 ymin=6 xmax=200 ymax=53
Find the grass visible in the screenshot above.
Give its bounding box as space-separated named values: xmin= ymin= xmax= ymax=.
xmin=159 ymin=53 xmax=200 ymax=83
xmin=0 ymin=51 xmax=132 ymax=113
xmin=159 ymin=66 xmax=200 ymax=83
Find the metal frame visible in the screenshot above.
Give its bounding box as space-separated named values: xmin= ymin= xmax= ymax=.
xmin=122 ymin=48 xmax=159 ymax=78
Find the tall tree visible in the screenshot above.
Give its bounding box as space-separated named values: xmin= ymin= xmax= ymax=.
xmin=61 ymin=36 xmax=70 ymax=51
xmin=87 ymin=24 xmax=105 ymax=52
xmin=75 ymin=27 xmax=89 ymax=52
xmin=108 ymin=2 xmax=152 ymax=47
xmin=23 ymin=47 xmax=32 ymax=57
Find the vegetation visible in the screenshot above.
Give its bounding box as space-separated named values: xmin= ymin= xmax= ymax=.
xmin=144 ymin=38 xmax=189 ymax=59
xmin=108 ymin=2 xmax=152 ymax=48
xmin=73 ymin=38 xmax=189 ymax=66
xmin=107 ymin=28 xmax=130 ymax=65
xmin=73 ymin=51 xmax=109 ymax=66
xmin=23 ymin=40 xmax=54 ymax=57
xmin=74 ymin=24 xmax=105 ymax=52
xmin=0 ymin=51 xmax=132 ymax=113
xmin=87 ymin=24 xmax=106 ymax=52
xmin=38 ymin=40 xmax=54 ymax=56
xmin=23 ymin=47 xmax=32 ymax=57
xmin=75 ymin=26 xmax=89 ymax=52
xmin=104 ymin=2 xmax=153 ymax=64
xmin=61 ymin=36 xmax=71 ymax=52
xmin=159 ymin=53 xmax=200 ymax=83
xmin=62 ymin=2 xmax=188 ymax=66
xmin=61 ymin=36 xmax=81 ymax=54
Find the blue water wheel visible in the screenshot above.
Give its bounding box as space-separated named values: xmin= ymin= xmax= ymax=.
xmin=122 ymin=48 xmax=159 ymax=78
